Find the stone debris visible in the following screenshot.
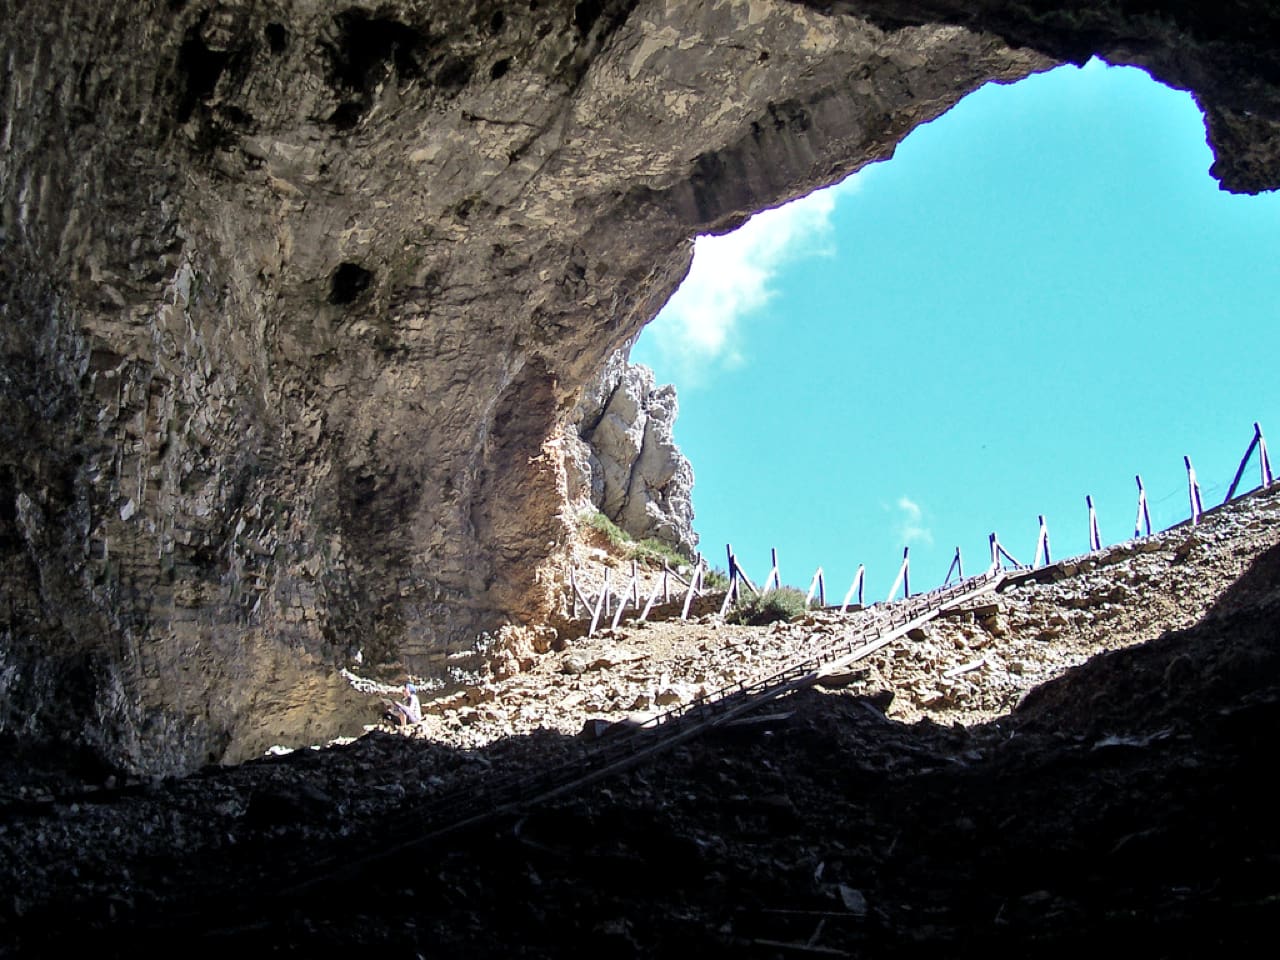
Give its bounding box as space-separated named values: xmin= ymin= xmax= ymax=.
xmin=7 ymin=446 xmax=1280 ymax=952
xmin=342 ymin=487 xmax=1280 ymax=759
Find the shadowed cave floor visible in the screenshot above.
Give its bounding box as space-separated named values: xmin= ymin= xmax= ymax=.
xmin=2 ymin=506 xmax=1279 ymax=956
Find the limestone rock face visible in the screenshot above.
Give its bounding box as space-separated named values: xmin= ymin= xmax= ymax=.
xmin=3 ymin=0 xmax=1279 ymax=775
xmin=811 ymin=0 xmax=1280 ymax=193
xmin=566 ymin=350 xmax=696 ymax=556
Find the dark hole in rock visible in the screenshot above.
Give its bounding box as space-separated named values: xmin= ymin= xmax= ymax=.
xmin=0 ymin=466 xmax=16 ymax=531
xmin=419 ymin=269 xmax=443 ymax=297
xmin=264 ymin=22 xmax=288 ymax=54
xmin=329 ymin=262 xmax=374 ymax=304
xmin=175 ymin=25 xmax=230 ymax=123
xmin=222 ymin=104 xmax=254 ymax=128
xmin=325 ymin=11 xmax=428 ymax=128
xmin=328 ymin=101 xmax=364 ymax=130
xmin=490 ymin=10 xmax=506 ymax=34
xmin=490 ymin=57 xmax=511 ymax=81
xmin=574 ymin=0 xmax=604 ymax=34
xmin=329 ymin=10 xmax=425 ymax=92
xmin=352 ymin=474 xmax=376 ymax=508
xmin=767 ymin=100 xmax=809 ymax=132
xmin=435 ymin=54 xmax=475 ymax=91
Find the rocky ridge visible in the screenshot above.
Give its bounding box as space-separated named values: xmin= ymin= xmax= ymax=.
xmin=394 ymin=484 xmax=1280 ymax=750
xmin=564 ymin=347 xmax=697 ymax=557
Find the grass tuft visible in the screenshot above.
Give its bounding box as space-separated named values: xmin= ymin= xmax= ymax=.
xmin=702 ymin=567 xmax=731 ymax=590
xmin=726 ymin=586 xmax=810 ymax=626
xmin=580 ymin=511 xmax=689 ymax=569
xmin=631 ymin=538 xmax=687 ymax=569
xmin=583 ymin=510 xmax=630 ymax=549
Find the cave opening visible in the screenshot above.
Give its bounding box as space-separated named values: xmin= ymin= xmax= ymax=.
xmin=324 ymin=10 xmax=427 ymax=128
xmin=329 ymin=262 xmax=375 ymax=305
xmin=328 ymin=10 xmax=426 ymax=90
xmin=174 ymin=24 xmax=230 ymax=124
xmin=264 ymin=22 xmax=288 ymax=54
xmin=633 ymin=58 xmax=1280 ymax=600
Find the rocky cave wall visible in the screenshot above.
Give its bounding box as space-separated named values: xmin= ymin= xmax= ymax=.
xmin=2 ymin=0 xmax=1278 ymax=776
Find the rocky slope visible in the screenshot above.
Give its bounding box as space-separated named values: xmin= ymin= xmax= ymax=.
xmin=3 ymin=0 xmax=1280 ymax=775
xmin=390 ymin=483 xmax=1280 ymax=750
xmin=0 ymin=484 xmax=1276 ymax=956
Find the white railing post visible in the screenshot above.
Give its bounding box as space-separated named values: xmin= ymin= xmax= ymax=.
xmin=639 ymin=574 xmax=665 ymax=624
xmin=612 ymin=563 xmax=640 ymax=631
xmin=1033 ymin=515 xmax=1051 ymax=567
xmin=761 ymin=547 xmax=779 ymax=595
xmin=1260 ymin=423 xmax=1274 ymax=487
xmin=1184 ymin=456 xmax=1203 ymax=525
xmin=886 ymin=547 xmax=910 ymax=602
xmin=943 ymin=547 xmax=962 ymax=585
xmin=991 ymin=533 xmax=1021 ymax=569
xmin=1134 ymin=475 xmax=1151 ymax=538
xmin=840 ymin=564 xmax=865 ymax=613
xmin=718 ymin=570 xmax=738 ymax=618
xmin=805 ymin=566 xmax=824 ymax=607
xmin=680 ymin=557 xmax=702 ymax=621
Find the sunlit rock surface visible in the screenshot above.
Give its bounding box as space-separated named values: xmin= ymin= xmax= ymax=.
xmin=565 ymin=349 xmax=696 ymax=557
xmin=2 ymin=0 xmax=1277 ymax=774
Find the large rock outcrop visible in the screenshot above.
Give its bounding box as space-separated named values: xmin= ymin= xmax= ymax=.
xmin=3 ymin=0 xmax=1279 ymax=775
xmin=565 ymin=349 xmax=697 ymax=557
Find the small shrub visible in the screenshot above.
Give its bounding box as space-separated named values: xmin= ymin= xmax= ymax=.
xmin=702 ymin=566 xmax=730 ymax=590
xmin=631 ymin=537 xmax=687 ymax=569
xmin=726 ymin=586 xmax=810 ymax=626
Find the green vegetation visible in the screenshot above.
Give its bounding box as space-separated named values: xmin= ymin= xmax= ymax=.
xmin=631 ymin=537 xmax=687 ymax=569
xmin=580 ymin=510 xmax=689 ymax=569
xmin=726 ymin=586 xmax=810 ymax=626
xmin=702 ymin=566 xmax=730 ymax=590
xmin=584 ymin=510 xmax=630 ymax=549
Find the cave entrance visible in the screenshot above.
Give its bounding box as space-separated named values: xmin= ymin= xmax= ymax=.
xmin=632 ymin=58 xmax=1280 ymax=599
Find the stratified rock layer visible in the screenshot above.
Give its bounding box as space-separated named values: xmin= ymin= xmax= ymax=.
xmin=566 ymin=349 xmax=696 ymax=556
xmin=2 ymin=0 xmax=1279 ymax=774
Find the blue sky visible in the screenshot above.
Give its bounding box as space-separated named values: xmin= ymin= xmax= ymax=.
xmin=631 ymin=58 xmax=1280 ymax=600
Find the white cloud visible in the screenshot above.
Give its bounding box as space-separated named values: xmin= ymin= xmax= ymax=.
xmin=893 ymin=495 xmax=934 ymax=548
xmin=642 ymin=172 xmax=863 ymax=386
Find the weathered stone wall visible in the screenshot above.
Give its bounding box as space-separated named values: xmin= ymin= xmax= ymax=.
xmin=565 ymin=349 xmax=697 ymax=556
xmin=810 ymin=0 xmax=1280 ymax=193
xmin=2 ymin=0 xmax=1278 ymax=775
